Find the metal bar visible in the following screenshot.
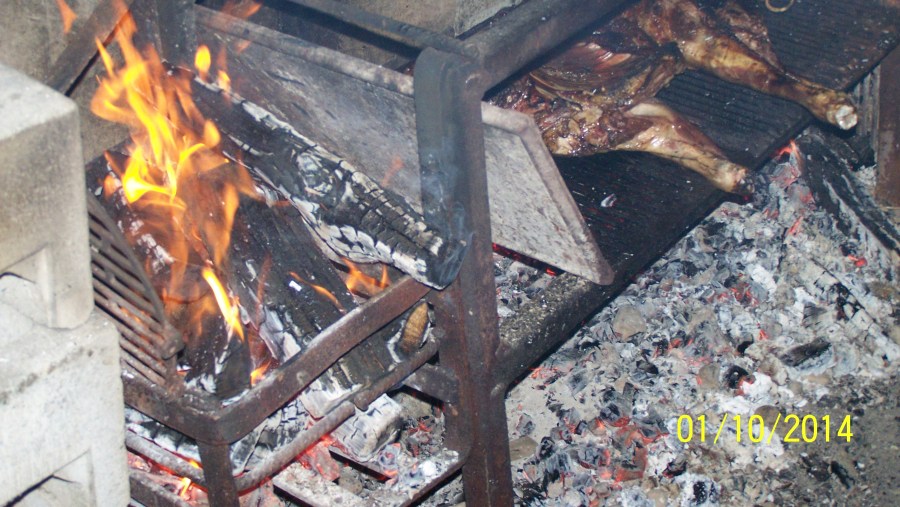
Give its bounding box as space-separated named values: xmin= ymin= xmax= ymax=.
xmin=125 ymin=433 xmax=205 ymax=484
xmin=198 ymin=442 xmax=240 ymax=507
xmin=235 ymin=338 xmax=439 ymax=490
xmin=280 ymin=0 xmax=471 ymax=56
xmin=123 ymin=277 xmax=430 ymax=444
xmin=87 ymin=195 xmax=169 ymax=321
xmin=89 ymin=248 xmax=162 ymax=320
xmin=403 ymin=363 xmax=459 ymax=404
xmin=129 ymin=469 xmax=194 ymax=507
xmin=120 ymin=355 xmax=167 ymax=386
xmin=414 ymin=48 xmax=513 ymax=505
xmin=876 ymin=47 xmax=900 ymax=207
xmin=463 ymin=0 xmax=631 ymax=90
xmin=91 ymin=277 xmax=168 ymax=350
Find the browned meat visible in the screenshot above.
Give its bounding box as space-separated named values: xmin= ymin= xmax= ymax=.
xmin=624 ymin=0 xmax=857 ymax=129
xmin=491 ymin=15 xmax=751 ymax=193
xmin=491 ymin=0 xmax=856 ymax=194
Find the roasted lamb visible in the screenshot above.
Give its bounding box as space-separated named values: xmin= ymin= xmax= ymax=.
xmin=491 ymin=0 xmax=857 ymax=194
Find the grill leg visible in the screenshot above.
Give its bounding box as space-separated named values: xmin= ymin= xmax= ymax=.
xmin=415 ymin=48 xmax=514 ymax=505
xmin=197 ymin=442 xmax=240 ymax=507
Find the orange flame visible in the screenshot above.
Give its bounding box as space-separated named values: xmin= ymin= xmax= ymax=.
xmin=344 ymin=260 xmax=390 ymax=296
xmin=202 ymin=267 xmax=244 ymax=341
xmin=178 ymin=459 xmax=201 ymax=500
xmin=776 ymin=139 xmax=798 ymax=158
xmin=91 ymin=13 xmax=254 ymax=344
xmin=250 ymin=359 xmax=271 ymax=386
xmin=55 ymin=0 xmax=77 ymax=34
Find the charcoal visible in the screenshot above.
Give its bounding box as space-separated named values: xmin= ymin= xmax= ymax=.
xmin=801 ymin=454 xmax=832 ymax=482
xmin=515 ymin=413 xmax=536 ymax=436
xmin=542 ymin=450 xmax=572 ymax=482
xmin=723 ymin=365 xmax=751 ymax=389
xmin=830 ymin=461 xmax=855 ymax=489
xmin=675 ymin=474 xmax=721 ymax=506
xmin=664 ymin=456 xmax=688 ymax=478
xmin=536 ymin=437 xmax=556 ymax=460
xmin=779 ymin=338 xmax=833 ymax=369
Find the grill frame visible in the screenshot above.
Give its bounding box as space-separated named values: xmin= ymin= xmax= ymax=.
xmin=86 ymin=0 xmax=900 ymax=505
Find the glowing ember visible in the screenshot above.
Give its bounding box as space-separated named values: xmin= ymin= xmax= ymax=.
xmin=55 ymin=0 xmax=77 ymax=34
xmin=92 ymin=13 xmax=255 ymax=349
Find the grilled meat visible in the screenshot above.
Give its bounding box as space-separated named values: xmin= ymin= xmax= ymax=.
xmin=625 ymin=0 xmax=857 ymax=129
xmin=491 ymin=0 xmax=856 ymax=194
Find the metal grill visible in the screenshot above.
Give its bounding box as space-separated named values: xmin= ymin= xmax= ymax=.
xmin=87 ymin=194 xmax=183 ymax=389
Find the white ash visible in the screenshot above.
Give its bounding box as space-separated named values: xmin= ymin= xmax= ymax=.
xmin=501 ymin=137 xmax=898 ymax=505
xmin=494 ymin=253 xmax=554 ymax=321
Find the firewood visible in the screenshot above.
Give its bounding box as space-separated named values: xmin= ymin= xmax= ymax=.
xmin=189 ymin=77 xmax=463 ymax=289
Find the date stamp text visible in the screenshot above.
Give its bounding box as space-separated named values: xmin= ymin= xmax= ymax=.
xmin=676 ymin=414 xmax=853 ymax=444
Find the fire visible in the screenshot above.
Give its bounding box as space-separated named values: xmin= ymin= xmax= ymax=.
xmin=55 ymin=0 xmax=77 ymax=34
xmin=250 ymin=359 xmax=271 ymax=386
xmin=177 ymin=459 xmax=202 ymax=500
xmin=92 ymin=13 xmax=255 ymax=345
xmin=343 ymin=260 xmax=390 ymax=296
xmin=776 ymin=139 xmax=798 ymax=158
xmin=202 ymin=267 xmax=244 ymax=341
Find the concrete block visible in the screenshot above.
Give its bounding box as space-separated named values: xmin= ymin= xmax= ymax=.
xmin=0 ymin=0 xmax=102 ymax=84
xmin=0 ymin=63 xmax=93 ymax=329
xmin=0 ymin=276 xmax=128 ymax=507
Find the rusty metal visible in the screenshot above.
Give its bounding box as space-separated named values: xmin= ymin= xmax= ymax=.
xmin=125 ymin=338 xmax=440 ymax=504
xmin=403 ymin=363 xmax=459 ymax=404
xmin=122 ymin=275 xmax=429 ymax=443
xmin=129 ymin=470 xmax=193 ymax=507
xmin=198 ymin=442 xmax=240 ymax=506
xmin=463 ymin=0 xmax=629 ymax=90
xmin=87 ymin=195 xmax=183 ymax=387
xmin=195 ymin=5 xmax=612 ymax=284
xmin=125 ymin=433 xmax=205 ymax=484
xmin=235 ymin=338 xmax=440 ymax=490
xmin=876 ymin=47 xmax=900 ymax=207
xmin=408 ymin=1 xmax=630 ymax=501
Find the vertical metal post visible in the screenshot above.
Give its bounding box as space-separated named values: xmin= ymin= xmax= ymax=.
xmin=876 ymin=47 xmax=900 ymax=207
xmin=415 ymin=48 xmax=514 ymax=506
xmin=197 ymin=442 xmax=240 ymax=507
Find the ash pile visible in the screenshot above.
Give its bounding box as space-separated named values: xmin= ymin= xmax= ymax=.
xmin=492 ymin=131 xmax=898 ymax=505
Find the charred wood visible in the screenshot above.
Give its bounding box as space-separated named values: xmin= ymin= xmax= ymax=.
xmin=189 ymin=77 xmax=462 ymax=289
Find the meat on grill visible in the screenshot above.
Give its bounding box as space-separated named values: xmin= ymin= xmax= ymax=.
xmin=491 ymin=0 xmax=857 ymax=194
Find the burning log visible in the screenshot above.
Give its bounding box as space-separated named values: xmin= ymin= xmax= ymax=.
xmin=189 ymin=78 xmax=464 ymax=289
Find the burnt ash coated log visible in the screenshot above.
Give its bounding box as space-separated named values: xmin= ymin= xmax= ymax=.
xmin=192 ymin=78 xmax=466 ymax=289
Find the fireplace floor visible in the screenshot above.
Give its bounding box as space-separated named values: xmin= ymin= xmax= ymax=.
xmin=392 ymin=126 xmax=898 ymax=506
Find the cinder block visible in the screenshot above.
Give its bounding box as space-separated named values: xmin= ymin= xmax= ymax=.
xmin=0 ymin=63 xmax=92 ymax=329
xmin=0 ymin=276 xmax=128 ymax=507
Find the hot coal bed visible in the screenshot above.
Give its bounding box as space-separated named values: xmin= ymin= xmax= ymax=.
xmin=1 ymin=0 xmax=898 ymax=506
